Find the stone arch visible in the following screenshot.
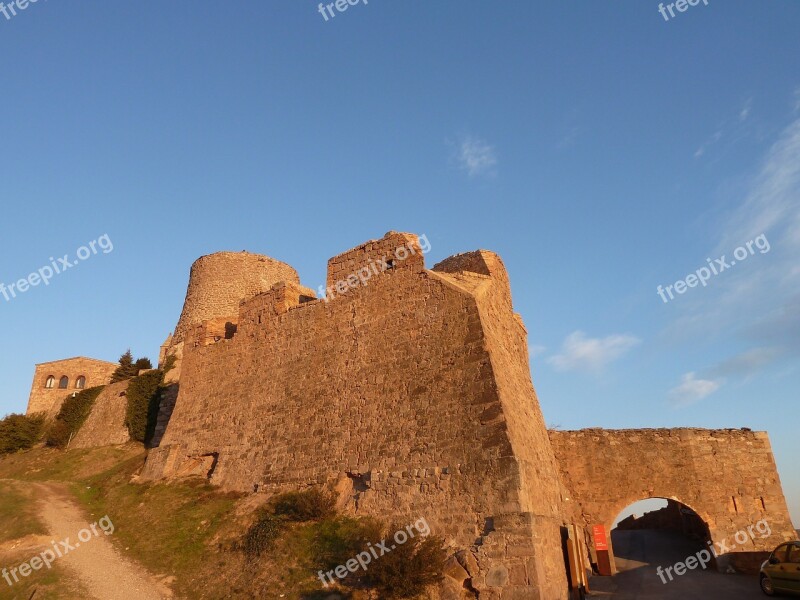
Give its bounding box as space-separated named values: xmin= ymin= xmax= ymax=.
xmin=549 ymin=428 xmax=798 ymax=574
xmin=604 ymin=494 xmax=715 ymax=536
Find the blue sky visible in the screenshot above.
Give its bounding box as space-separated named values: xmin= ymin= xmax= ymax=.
xmin=1 ymin=1 xmax=798 ymax=526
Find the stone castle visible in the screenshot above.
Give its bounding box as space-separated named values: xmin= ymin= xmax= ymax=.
xmin=26 ymin=231 xmax=797 ymax=599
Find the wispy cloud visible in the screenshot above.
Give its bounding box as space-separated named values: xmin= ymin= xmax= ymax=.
xmin=716 ymin=117 xmax=800 ymax=251
xmin=455 ymin=135 xmax=497 ymax=177
xmin=669 ymin=372 xmax=722 ymax=407
xmin=666 ymin=110 xmax=800 ymax=382
xmin=548 ymin=331 xmax=640 ymax=373
xmin=694 ymin=129 xmax=722 ymax=158
xmin=529 ymin=344 xmax=547 ymax=359
xmin=694 ymin=98 xmax=756 ymax=159
xmin=739 ymin=97 xmax=753 ymax=122
xmin=704 ymin=347 xmax=785 ymax=379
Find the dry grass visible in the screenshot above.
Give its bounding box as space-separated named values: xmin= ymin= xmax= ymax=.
xmin=0 ymin=447 xmax=441 ymax=599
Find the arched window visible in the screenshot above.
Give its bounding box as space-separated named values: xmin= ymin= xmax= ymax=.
xmin=75 ymin=376 xmax=86 ymax=389
xmin=45 ymin=376 xmax=55 ymax=389
xmin=58 ymin=376 xmax=69 ymax=389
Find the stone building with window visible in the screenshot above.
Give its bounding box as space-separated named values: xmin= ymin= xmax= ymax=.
xmin=26 ymin=357 xmax=118 ymax=416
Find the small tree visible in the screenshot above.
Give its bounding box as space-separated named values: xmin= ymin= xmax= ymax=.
xmin=111 ymin=350 xmax=152 ymax=382
xmin=134 ymin=357 xmax=153 ymax=372
xmin=111 ymin=350 xmax=136 ymax=382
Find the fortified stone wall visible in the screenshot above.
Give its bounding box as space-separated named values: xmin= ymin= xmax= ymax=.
xmin=549 ymin=428 xmax=798 ymax=571
xmin=26 ymin=357 xmax=117 ymax=416
xmin=71 ymin=381 xmax=132 ymax=449
xmin=144 ymin=232 xmax=573 ymax=599
xmin=434 ymin=251 xmax=574 ymax=598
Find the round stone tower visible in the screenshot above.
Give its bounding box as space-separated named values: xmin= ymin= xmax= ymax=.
xmin=172 ymin=251 xmax=300 ymax=343
xmin=152 ymin=251 xmax=301 ymax=441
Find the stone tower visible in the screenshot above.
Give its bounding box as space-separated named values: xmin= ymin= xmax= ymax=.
xmin=160 ymin=251 xmax=301 ymax=380
xmin=172 ymin=251 xmax=300 ymax=343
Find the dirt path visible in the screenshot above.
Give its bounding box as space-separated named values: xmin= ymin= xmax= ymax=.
xmin=29 ymin=482 xmax=171 ymax=600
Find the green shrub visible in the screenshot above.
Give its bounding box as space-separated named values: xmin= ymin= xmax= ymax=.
xmin=272 ymin=489 xmax=336 ymax=522
xmin=233 ymin=490 xmax=445 ymax=597
xmin=134 ymin=357 xmax=153 ymax=372
xmin=364 ymin=526 xmax=446 ymax=598
xmin=45 ymin=420 xmax=72 ymax=448
xmin=311 ymin=518 xmax=445 ymax=597
xmin=241 ymin=510 xmax=284 ymax=559
xmin=311 ymin=516 xmax=383 ymax=581
xmin=45 ymin=386 xmax=104 ymax=448
xmin=237 ymin=489 xmax=335 ymax=561
xmin=161 ymin=354 xmax=177 ymax=377
xmin=125 ymin=370 xmax=164 ymax=443
xmin=0 ymin=413 xmax=46 ymax=455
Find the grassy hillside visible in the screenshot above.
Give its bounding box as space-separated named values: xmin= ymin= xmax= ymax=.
xmin=0 ymin=446 xmax=444 ymax=600
xmin=0 ymin=480 xmax=47 ymax=544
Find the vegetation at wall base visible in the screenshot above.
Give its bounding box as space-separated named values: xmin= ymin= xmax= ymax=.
xmin=309 ymin=516 xmax=445 ymax=598
xmin=236 ymin=489 xmax=446 ymax=598
xmin=241 ymin=510 xmax=285 ymax=559
xmin=239 ymin=489 xmax=337 ymax=559
xmin=161 ymin=353 xmax=177 ymax=377
xmin=125 ymin=369 xmax=164 ymax=444
xmin=0 ymin=413 xmax=46 ymax=455
xmin=361 ymin=524 xmax=446 ymax=598
xmin=46 ymin=386 xmax=105 ymax=448
xmin=271 ymin=489 xmax=336 ymax=521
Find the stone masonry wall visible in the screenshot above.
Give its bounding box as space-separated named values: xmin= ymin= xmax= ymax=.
xmin=71 ymin=381 xmax=132 ymax=449
xmin=144 ymin=232 xmax=572 ymax=599
xmin=433 ymin=251 xmax=573 ymax=599
xmin=26 ymin=357 xmax=117 ymax=417
xmin=549 ymin=428 xmax=798 ymax=571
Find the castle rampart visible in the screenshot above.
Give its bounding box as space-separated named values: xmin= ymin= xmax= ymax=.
xmin=144 ymin=232 xmax=573 ymax=597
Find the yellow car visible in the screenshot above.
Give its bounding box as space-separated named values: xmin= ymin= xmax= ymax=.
xmin=761 ymin=541 xmax=800 ymax=596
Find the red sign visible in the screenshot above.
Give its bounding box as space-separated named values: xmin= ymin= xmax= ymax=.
xmin=592 ymin=525 xmax=609 ymax=551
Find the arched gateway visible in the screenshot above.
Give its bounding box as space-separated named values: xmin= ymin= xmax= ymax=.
xmin=550 ymin=428 xmax=798 ymax=574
